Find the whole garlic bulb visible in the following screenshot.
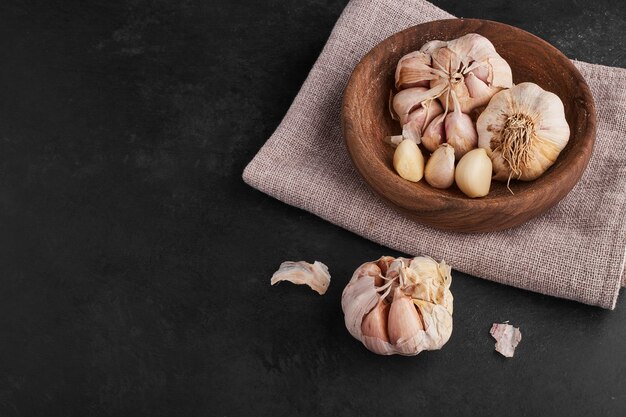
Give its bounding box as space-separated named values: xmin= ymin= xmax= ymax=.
xmin=395 ymin=33 xmax=513 ymax=114
xmin=477 ymin=82 xmax=570 ymax=181
xmin=341 ymin=256 xmax=453 ymax=356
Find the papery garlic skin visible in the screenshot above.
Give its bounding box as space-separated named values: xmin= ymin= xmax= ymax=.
xmin=477 ymin=82 xmax=570 ymax=181
xmin=341 ymin=256 xmax=453 ymax=356
xmin=393 ymin=139 xmax=424 ymax=182
xmin=455 ymin=148 xmax=492 ymax=198
xmin=271 ymin=261 xmax=331 ymax=295
xmin=425 ymin=144 xmax=455 ymax=189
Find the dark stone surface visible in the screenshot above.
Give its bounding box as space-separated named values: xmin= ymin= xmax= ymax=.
xmin=0 ymin=0 xmax=625 ymax=415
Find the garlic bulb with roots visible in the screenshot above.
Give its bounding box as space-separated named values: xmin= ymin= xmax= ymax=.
xmin=341 ymin=256 xmax=453 ymax=356
xmin=395 ymin=33 xmax=513 ymax=115
xmin=477 ymin=82 xmax=570 ymax=182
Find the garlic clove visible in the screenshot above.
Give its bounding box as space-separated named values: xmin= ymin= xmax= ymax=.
xmin=361 ymin=299 xmax=390 ymax=343
xmin=445 ymin=111 xmax=478 ymax=161
xmin=425 ymin=144 xmax=455 ymax=189
xmin=447 ymin=33 xmax=497 ymax=63
xmin=420 ymin=39 xmax=447 ymax=55
xmin=402 ymin=99 xmax=444 ymax=142
xmin=421 ymin=114 xmax=446 ymax=152
xmin=392 ymin=87 xmax=429 ymax=124
xmin=393 ymin=139 xmax=424 ymax=182
xmin=444 ymin=89 xmax=478 ymax=160
xmin=486 ymin=57 xmax=514 ymax=88
xmin=464 ymin=72 xmax=497 ymax=108
xmin=455 ymin=148 xmax=493 ymax=198
xmin=395 ymin=50 xmax=435 ymax=90
xmin=469 ymin=65 xmax=490 ymax=83
xmin=341 ymin=263 xmax=382 ymax=340
xmin=388 ymin=287 xmax=424 ymax=346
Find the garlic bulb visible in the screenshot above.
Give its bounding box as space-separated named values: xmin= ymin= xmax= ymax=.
xmin=341 ymin=256 xmax=453 ymax=356
xmin=395 ymin=33 xmax=513 ymax=114
xmin=455 ymin=148 xmax=492 ymax=198
xmin=477 ymin=82 xmax=570 ymax=182
xmin=425 ymin=144 xmax=455 ymax=189
xmin=393 ymin=139 xmax=424 ymax=182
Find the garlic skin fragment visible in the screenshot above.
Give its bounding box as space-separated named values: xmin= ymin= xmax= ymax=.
xmin=393 ymin=139 xmax=424 ymax=182
xmin=477 ymin=82 xmax=570 ymax=182
xmin=455 ymin=148 xmax=492 ymax=198
xmin=341 ymin=256 xmax=453 ymax=356
xmin=425 ymin=144 xmax=455 ymax=189
xmin=270 ymin=261 xmax=331 ymax=295
xmin=490 ymin=323 xmax=522 ymax=358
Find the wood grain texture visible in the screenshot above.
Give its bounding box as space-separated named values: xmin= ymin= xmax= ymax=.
xmin=342 ymin=19 xmax=596 ymax=233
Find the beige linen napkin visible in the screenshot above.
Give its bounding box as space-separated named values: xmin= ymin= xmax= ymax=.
xmin=243 ymin=0 xmax=626 ymax=308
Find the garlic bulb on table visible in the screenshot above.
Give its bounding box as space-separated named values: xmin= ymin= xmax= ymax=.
xmin=341 ymin=256 xmax=453 ymax=356
xmin=477 ymin=82 xmax=570 ymax=182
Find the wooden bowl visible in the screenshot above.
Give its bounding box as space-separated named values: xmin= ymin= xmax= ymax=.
xmin=342 ymin=19 xmax=596 ymax=233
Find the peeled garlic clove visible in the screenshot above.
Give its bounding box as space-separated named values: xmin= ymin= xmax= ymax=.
xmin=425 ymin=144 xmax=455 ymax=189
xmin=455 ymin=148 xmax=493 ymax=198
xmin=422 ymin=115 xmax=446 ymax=152
xmin=388 ymin=287 xmax=424 ymax=346
xmin=270 ymin=261 xmax=331 ymax=295
xmin=393 ymin=139 xmax=424 ymax=182
xmin=341 ymin=263 xmax=382 ymax=340
xmin=477 ymin=82 xmax=570 ymax=181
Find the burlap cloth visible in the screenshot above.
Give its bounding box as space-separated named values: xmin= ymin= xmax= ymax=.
xmin=243 ymin=0 xmax=626 ymax=309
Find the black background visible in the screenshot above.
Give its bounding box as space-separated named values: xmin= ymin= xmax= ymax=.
xmin=1 ymin=0 xmax=625 ymax=416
